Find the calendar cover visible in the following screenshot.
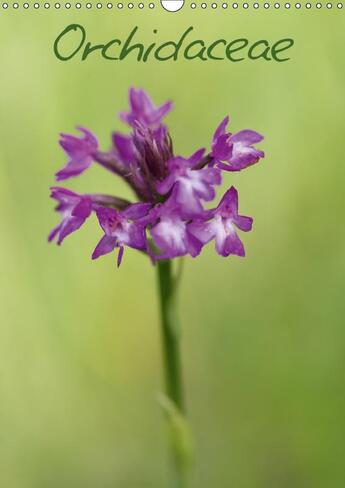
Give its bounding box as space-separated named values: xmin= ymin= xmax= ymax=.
xmin=1 ymin=3 xmax=344 ymax=488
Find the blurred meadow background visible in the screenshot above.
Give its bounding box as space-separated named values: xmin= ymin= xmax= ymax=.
xmin=1 ymin=6 xmax=345 ymax=488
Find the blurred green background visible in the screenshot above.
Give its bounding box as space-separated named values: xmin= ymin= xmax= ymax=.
xmin=1 ymin=6 xmax=345 ymax=488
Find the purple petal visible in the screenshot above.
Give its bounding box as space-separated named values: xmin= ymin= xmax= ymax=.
xmin=96 ymin=207 xmax=120 ymax=235
xmin=92 ymin=235 xmax=117 ymax=259
xmin=188 ymin=148 xmax=206 ymax=166
xmin=152 ymin=101 xmax=173 ymax=125
xmin=151 ymin=217 xmax=188 ymax=258
xmin=126 ymin=224 xmax=147 ymax=250
xmin=217 ymin=186 xmax=239 ymax=218
xmin=48 ymin=224 xmax=61 ymax=243
xmin=223 ymin=232 xmax=246 ymax=257
xmin=57 ymin=217 xmax=86 ymax=245
xmin=212 ymin=133 xmax=233 ymax=161
xmin=50 ymin=186 xmax=79 ymax=206
xmin=55 ymin=166 xmax=92 ymax=182
xmin=199 ymin=167 xmax=222 ymax=189
xmin=186 ymin=231 xmax=204 ymax=258
xmin=156 ymin=173 xmax=176 ymax=195
xmin=135 ymin=204 xmax=161 ymax=227
xmin=235 ymin=215 xmax=253 ymax=232
xmin=173 ymin=182 xmax=204 ymax=216
xmin=188 ymin=221 xmax=216 ymax=245
xmin=213 ymin=116 xmax=230 ymax=142
xmin=167 ymin=156 xmax=188 ymax=172
xmin=134 ymin=87 xmax=147 ymax=107
xmin=121 ymin=202 xmax=152 ymax=220
xmin=117 ymin=246 xmax=125 ymax=267
xmin=72 ymin=198 xmax=92 ymax=219
xmin=129 ymin=87 xmax=144 ymax=112
xmin=227 ymin=146 xmax=264 ymax=171
xmin=112 ymin=133 xmax=135 ymax=165
xmin=214 ymin=223 xmax=228 ymax=256
xmin=231 ymin=130 xmax=264 ymax=144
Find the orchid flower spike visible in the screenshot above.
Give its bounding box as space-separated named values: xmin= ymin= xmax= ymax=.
xmin=49 ymin=88 xmax=264 ymax=266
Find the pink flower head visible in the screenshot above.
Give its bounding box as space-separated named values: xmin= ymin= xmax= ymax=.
xmin=49 ymin=88 xmax=264 ymax=265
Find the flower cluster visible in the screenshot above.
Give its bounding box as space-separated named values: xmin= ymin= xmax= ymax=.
xmin=49 ymin=88 xmax=264 ymax=266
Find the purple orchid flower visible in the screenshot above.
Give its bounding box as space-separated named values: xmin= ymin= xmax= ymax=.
xmin=48 ymin=187 xmax=93 ymax=245
xmin=189 ymin=187 xmax=253 ymax=257
xmin=150 ymin=199 xmax=203 ymax=259
xmin=49 ymin=88 xmax=264 ymax=265
xmin=56 ymin=127 xmax=98 ymax=181
xmin=119 ymin=87 xmax=173 ymax=129
xmin=157 ymin=150 xmax=222 ymax=217
xmin=212 ymin=116 xmax=264 ymax=171
xmin=92 ymin=204 xmax=150 ymax=267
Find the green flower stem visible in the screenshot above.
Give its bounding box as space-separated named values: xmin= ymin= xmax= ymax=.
xmin=157 ymin=259 xmax=184 ymax=411
xmin=156 ymin=259 xmax=189 ymax=488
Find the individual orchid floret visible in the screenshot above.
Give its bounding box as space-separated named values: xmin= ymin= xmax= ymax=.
xmin=189 ymin=187 xmax=253 ymax=257
xmin=48 ymin=187 xmax=93 ymax=245
xmin=151 ymin=201 xmax=203 ymax=260
xmin=119 ymin=87 xmax=173 ymax=129
xmin=92 ymin=204 xmax=150 ymax=267
xmin=157 ymin=149 xmax=222 ymax=217
xmin=56 ymin=127 xmax=98 ymax=181
xmin=211 ymin=116 xmax=264 ymax=172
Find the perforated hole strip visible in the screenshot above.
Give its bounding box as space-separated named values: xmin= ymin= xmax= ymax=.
xmin=1 ymin=1 xmax=343 ymax=9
